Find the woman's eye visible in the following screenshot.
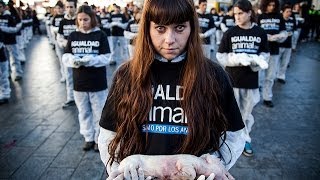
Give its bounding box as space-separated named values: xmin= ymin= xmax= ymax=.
xmin=155 ymin=26 xmax=165 ymax=32
xmin=176 ymin=25 xmax=185 ymax=32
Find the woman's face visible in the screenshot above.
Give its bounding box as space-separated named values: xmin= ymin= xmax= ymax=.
xmin=267 ymin=2 xmax=276 ymax=13
xmin=77 ymin=12 xmax=92 ymax=31
xmin=234 ymin=7 xmax=251 ymax=27
xmin=149 ymin=21 xmax=191 ymax=60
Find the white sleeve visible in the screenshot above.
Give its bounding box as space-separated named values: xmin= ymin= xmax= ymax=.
xmin=82 ymin=54 xmax=110 ymax=67
xmin=216 ymin=52 xmax=228 ymax=68
xmin=216 ymin=52 xmax=251 ymax=67
xmin=220 ymin=23 xmax=228 ymax=33
xmin=56 ymin=33 xmax=67 ymax=48
xmin=62 ymin=53 xmax=80 ymax=68
xmin=124 ymin=30 xmax=137 ymax=40
xmin=203 ymin=28 xmax=216 ymax=38
xmin=98 ymin=127 xmax=119 ymax=174
xmin=103 ymin=22 xmax=110 ymax=29
xmin=51 ymin=26 xmax=59 ymax=34
xmin=210 ymin=129 xmax=246 ymax=170
xmin=275 ymin=30 xmax=288 ymax=43
xmin=0 ymin=25 xmax=19 ymax=33
xmin=249 ymin=52 xmax=270 ymax=71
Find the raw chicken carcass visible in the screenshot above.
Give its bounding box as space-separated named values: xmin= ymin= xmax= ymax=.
xmin=112 ymin=153 xmax=232 ymax=180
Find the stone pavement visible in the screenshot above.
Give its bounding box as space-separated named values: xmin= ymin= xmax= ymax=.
xmin=0 ymin=35 xmax=319 ymax=180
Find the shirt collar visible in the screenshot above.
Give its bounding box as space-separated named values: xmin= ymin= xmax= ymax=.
xmin=155 ymin=52 xmax=186 ymax=63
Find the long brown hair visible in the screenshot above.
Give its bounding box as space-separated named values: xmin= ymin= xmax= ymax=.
xmin=108 ymin=0 xmax=228 ymax=164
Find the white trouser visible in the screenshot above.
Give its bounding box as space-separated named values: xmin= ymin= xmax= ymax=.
xmin=258 ymin=70 xmax=264 ymax=88
xmin=6 ymin=44 xmax=23 ymax=78
xmin=46 ymin=24 xmax=54 ymax=44
xmin=27 ymin=26 xmax=33 ymax=40
xmin=110 ymin=36 xmax=128 ymax=63
xmin=74 ymin=89 xmax=108 ymax=142
xmin=0 ymin=61 xmax=11 ymax=99
xmin=292 ymin=29 xmax=301 ymax=50
xmin=262 ymin=55 xmax=279 ymax=101
xmin=210 ymin=34 xmax=216 ymax=51
xmin=55 ymin=43 xmax=65 ymax=80
xmin=202 ymin=44 xmax=211 ymax=59
xmin=215 ymin=30 xmax=223 ymax=45
xmin=128 ymin=44 xmax=135 ymax=59
xmin=64 ymin=67 xmax=74 ymax=101
xmin=23 ymin=29 xmax=28 ymax=45
xmin=233 ymin=88 xmax=260 ymax=143
xmin=16 ymin=35 xmax=26 ymax=62
xmin=277 ymin=48 xmax=292 ymax=80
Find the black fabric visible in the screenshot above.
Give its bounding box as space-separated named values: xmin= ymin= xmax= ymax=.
xmin=218 ymin=25 xmax=269 ymax=89
xmin=0 ymin=47 xmax=6 ymax=62
xmin=221 ymin=15 xmax=235 ymax=29
xmin=211 ymin=13 xmax=221 ymax=30
xmin=100 ymin=59 xmax=244 ymax=155
xmin=65 ymin=30 xmax=110 ymax=92
xmin=58 ymin=18 xmax=76 ymax=39
xmin=280 ymin=17 xmax=296 ymax=48
xmin=0 ymin=31 xmax=6 ymax=62
xmin=52 ymin=14 xmax=64 ymax=27
xmin=109 ymin=13 xmax=127 ymax=36
xmin=100 ymin=14 xmax=111 ymax=36
xmin=292 ymin=12 xmax=302 ymax=28
xmin=197 ymin=13 xmax=215 ymax=44
xmin=258 ymin=13 xmax=286 ymax=55
xmin=126 ymin=20 xmax=139 ymax=45
xmin=0 ymin=13 xmax=17 ymax=45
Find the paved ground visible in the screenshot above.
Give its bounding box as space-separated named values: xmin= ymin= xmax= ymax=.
xmin=0 ymin=34 xmax=319 ymax=180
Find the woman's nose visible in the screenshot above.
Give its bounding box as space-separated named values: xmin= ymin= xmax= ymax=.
xmin=165 ymin=30 xmax=175 ymax=45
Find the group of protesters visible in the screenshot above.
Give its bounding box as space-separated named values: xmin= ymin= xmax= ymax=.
xmin=0 ymin=0 xmax=319 ymax=178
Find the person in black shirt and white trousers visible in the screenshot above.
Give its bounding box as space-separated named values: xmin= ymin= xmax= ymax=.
xmin=277 ymin=4 xmax=296 ymax=84
xmin=99 ymin=0 xmax=245 ymax=179
xmin=258 ymin=0 xmax=287 ymax=108
xmin=57 ymin=0 xmax=77 ymax=108
xmin=217 ymin=0 xmax=270 ymax=157
xmin=197 ymin=0 xmax=215 ymax=59
xmin=62 ymin=5 xmax=110 ymax=152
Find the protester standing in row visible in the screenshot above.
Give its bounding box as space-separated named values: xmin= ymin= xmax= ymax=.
xmin=0 ymin=0 xmax=23 ymax=81
xmin=62 ymin=5 xmax=110 ymax=151
xmin=220 ymin=6 xmax=235 ymax=33
xmin=277 ymin=4 xmax=296 ymax=84
xmin=197 ymin=0 xmax=216 ymax=59
xmin=57 ymin=0 xmax=77 ymax=109
xmin=108 ymin=4 xmax=128 ymax=65
xmin=258 ymin=0 xmax=287 ymax=108
xmin=217 ymin=0 xmax=269 ymax=157
xmin=0 ymin=27 xmax=10 ymax=105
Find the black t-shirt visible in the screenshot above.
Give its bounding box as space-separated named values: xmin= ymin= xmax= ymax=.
xmin=218 ymin=25 xmax=269 ymax=89
xmin=211 ymin=13 xmax=221 ymax=30
xmin=258 ymin=13 xmax=286 ymax=55
xmin=65 ymin=30 xmax=110 ymax=92
xmin=52 ymin=14 xmax=64 ymax=27
xmin=0 ymin=31 xmax=6 ymax=62
xmin=292 ymin=11 xmax=302 ymax=28
xmin=100 ymin=14 xmax=111 ymax=36
xmin=58 ymin=18 xmax=77 ymax=39
xmin=0 ymin=13 xmax=17 ymax=45
xmin=109 ymin=13 xmax=127 ymax=36
xmin=100 ymin=59 xmax=244 ymax=155
xmin=197 ymin=13 xmax=215 ymax=44
xmin=126 ymin=20 xmax=139 ymax=45
xmin=221 ymin=15 xmax=235 ymax=29
xmin=279 ymin=17 xmax=296 ymax=48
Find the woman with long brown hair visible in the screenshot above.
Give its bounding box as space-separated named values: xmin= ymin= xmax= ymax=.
xmin=98 ymin=0 xmax=245 ymax=179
